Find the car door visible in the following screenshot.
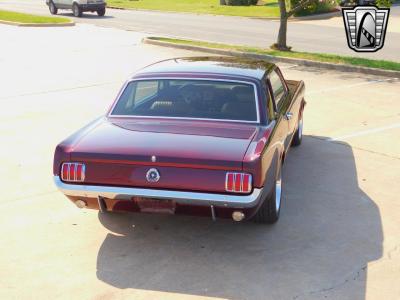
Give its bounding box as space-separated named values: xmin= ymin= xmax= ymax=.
xmin=262 ymin=75 xmax=286 ymax=155
xmin=55 ymin=0 xmax=72 ymax=9
xmin=267 ymin=68 xmax=293 ymax=151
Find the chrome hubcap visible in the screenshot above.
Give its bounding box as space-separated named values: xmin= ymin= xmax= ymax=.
xmin=275 ymin=169 xmax=282 ymax=212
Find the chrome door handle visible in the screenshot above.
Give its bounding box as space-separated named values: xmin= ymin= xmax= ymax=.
xmin=284 ymin=112 xmax=293 ymax=120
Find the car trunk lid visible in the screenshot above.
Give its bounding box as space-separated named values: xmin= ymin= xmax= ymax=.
xmin=71 ymin=119 xmax=256 ymax=169
xmin=69 ymin=119 xmax=257 ymax=192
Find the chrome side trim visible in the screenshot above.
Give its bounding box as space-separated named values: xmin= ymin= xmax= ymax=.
xmin=54 ymin=176 xmax=262 ymax=208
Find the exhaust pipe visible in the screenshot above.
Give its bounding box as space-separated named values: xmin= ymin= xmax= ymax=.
xmin=232 ymin=211 xmax=245 ymax=222
xmin=75 ymin=199 xmax=87 ymax=209
xmin=97 ymin=196 xmax=107 ymax=213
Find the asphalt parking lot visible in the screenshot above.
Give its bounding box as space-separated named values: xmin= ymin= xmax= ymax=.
xmin=1 ymin=24 xmax=399 ymax=300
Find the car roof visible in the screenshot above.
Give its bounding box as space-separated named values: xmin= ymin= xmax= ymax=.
xmin=132 ymin=56 xmax=275 ymax=80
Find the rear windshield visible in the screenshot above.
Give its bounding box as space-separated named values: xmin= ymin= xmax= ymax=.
xmin=110 ymin=79 xmax=258 ymax=122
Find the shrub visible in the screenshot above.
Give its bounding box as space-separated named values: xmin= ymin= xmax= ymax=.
xmin=290 ymin=0 xmax=338 ymax=17
xmin=376 ymin=0 xmax=393 ymax=7
xmin=225 ymin=0 xmax=258 ymax=6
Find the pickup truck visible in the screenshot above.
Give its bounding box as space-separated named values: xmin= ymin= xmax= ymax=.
xmin=53 ymin=56 xmax=306 ymax=224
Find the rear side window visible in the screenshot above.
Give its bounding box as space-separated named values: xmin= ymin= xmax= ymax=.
xmin=269 ymin=70 xmax=287 ymax=107
xmin=133 ymin=81 xmax=159 ymax=103
xmin=121 ymin=81 xmax=160 ymax=109
xmin=111 ymin=79 xmax=259 ymax=122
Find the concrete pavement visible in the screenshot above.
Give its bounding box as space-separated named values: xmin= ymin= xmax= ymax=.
xmin=0 ymin=0 xmax=399 ymax=61
xmin=1 ymin=23 xmax=400 ymax=300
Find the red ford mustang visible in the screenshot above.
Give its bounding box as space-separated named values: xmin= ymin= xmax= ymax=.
xmin=53 ymin=57 xmax=305 ymax=223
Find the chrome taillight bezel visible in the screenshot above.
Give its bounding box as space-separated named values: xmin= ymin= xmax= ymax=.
xmin=225 ymin=172 xmax=252 ymax=194
xmin=61 ymin=163 xmax=85 ymax=182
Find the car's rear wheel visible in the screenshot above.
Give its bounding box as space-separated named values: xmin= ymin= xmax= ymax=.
xmin=49 ymin=1 xmax=58 ymax=15
xmin=253 ymin=162 xmax=282 ymax=224
xmin=72 ymin=3 xmax=82 ymax=17
xmin=97 ymin=7 xmax=106 ymax=16
xmin=291 ymin=113 xmax=303 ymax=147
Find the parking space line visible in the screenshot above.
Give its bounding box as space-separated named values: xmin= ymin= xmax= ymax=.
xmin=308 ymin=78 xmax=398 ymax=95
xmin=328 ymin=123 xmax=400 ymax=141
xmin=0 ymin=81 xmax=120 ymax=101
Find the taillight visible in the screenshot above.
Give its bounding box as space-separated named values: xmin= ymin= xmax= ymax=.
xmin=225 ymin=172 xmax=252 ymax=193
xmin=61 ymin=163 xmax=85 ymax=182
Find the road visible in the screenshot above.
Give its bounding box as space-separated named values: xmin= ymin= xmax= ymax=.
xmin=1 ymin=23 xmax=400 ymax=300
xmin=392 ymin=3 xmax=400 ymax=16
xmin=0 ymin=0 xmax=400 ymax=61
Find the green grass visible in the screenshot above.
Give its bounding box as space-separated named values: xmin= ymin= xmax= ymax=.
xmin=151 ymin=37 xmax=400 ymax=72
xmin=107 ymin=0 xmax=280 ymax=18
xmin=0 ymin=10 xmax=70 ymax=24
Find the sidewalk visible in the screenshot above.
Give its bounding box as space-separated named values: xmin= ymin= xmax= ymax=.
xmin=294 ymin=11 xmax=400 ymax=34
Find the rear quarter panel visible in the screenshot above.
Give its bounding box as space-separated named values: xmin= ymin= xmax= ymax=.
xmin=243 ymin=75 xmax=305 ymax=194
xmin=53 ymin=116 xmax=103 ymax=175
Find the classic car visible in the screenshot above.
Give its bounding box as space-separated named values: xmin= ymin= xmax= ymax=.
xmin=53 ymin=57 xmax=305 ymax=223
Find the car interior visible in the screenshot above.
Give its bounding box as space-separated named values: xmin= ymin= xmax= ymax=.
xmin=112 ymin=80 xmax=258 ymax=122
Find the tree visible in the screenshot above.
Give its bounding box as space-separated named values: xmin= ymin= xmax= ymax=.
xmin=375 ymin=0 xmax=393 ymax=7
xmin=273 ymin=0 xmax=393 ymax=51
xmin=272 ymin=0 xmax=316 ymax=51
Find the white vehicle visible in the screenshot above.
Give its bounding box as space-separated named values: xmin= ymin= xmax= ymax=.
xmin=46 ymin=0 xmax=106 ymax=17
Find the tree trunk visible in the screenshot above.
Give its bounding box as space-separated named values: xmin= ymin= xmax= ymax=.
xmin=220 ymin=0 xmax=226 ymax=5
xmin=273 ymin=0 xmax=291 ymax=51
xmin=277 ymin=15 xmax=288 ymax=49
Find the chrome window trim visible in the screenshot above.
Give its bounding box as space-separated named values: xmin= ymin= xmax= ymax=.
xmin=108 ymin=77 xmax=261 ymax=124
xmin=269 ymin=69 xmax=287 ymax=108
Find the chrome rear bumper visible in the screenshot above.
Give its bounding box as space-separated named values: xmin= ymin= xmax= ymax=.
xmin=54 ymin=176 xmax=262 ymax=208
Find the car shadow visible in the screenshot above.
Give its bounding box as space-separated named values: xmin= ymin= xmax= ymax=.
xmin=96 ymin=135 xmax=382 ymax=300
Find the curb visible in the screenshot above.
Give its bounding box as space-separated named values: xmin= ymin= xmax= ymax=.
xmin=107 ymin=6 xmax=340 ymax=22
xmin=107 ymin=6 xmax=126 ymax=10
xmin=291 ymin=9 xmax=341 ymax=21
xmin=143 ymin=38 xmax=400 ymax=78
xmin=250 ymin=9 xmax=341 ymax=21
xmin=0 ymin=20 xmax=75 ymax=27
